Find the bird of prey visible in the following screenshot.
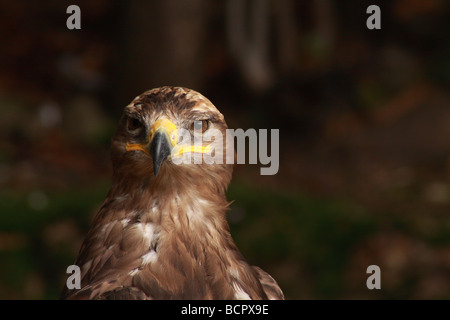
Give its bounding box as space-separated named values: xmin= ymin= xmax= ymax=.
xmin=61 ymin=86 xmax=284 ymax=300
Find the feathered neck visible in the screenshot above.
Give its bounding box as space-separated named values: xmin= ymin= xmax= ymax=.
xmin=95 ymin=165 xmax=268 ymax=299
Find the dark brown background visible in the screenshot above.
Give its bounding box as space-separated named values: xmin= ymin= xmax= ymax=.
xmin=0 ymin=0 xmax=449 ymax=299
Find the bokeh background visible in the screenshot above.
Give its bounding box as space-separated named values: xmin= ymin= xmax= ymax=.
xmin=0 ymin=0 xmax=449 ymax=299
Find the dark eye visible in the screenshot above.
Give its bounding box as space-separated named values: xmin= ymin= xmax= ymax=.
xmin=127 ymin=117 xmax=143 ymax=131
xmin=191 ymin=120 xmax=209 ymax=133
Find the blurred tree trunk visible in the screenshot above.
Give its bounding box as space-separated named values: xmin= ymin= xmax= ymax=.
xmin=226 ymin=0 xmax=299 ymax=94
xmin=226 ymin=0 xmax=274 ymax=93
xmin=114 ymin=0 xmax=208 ymax=108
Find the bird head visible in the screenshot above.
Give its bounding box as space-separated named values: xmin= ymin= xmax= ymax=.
xmin=111 ymin=87 xmax=233 ymax=193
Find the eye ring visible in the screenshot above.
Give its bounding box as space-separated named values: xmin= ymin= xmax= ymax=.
xmin=127 ymin=117 xmax=143 ymax=131
xmin=191 ymin=120 xmax=209 ymax=133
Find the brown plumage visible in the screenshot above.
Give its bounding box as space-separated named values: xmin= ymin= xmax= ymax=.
xmin=61 ymin=86 xmax=284 ymax=300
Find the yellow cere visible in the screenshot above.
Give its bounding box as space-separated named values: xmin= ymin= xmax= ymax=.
xmin=149 ymin=118 xmax=178 ymax=147
xmin=172 ymin=145 xmax=211 ymax=157
xmin=125 ymin=142 xmax=149 ymax=154
xmin=126 ymin=118 xmax=211 ymax=157
xmin=125 ymin=118 xmax=177 ymax=154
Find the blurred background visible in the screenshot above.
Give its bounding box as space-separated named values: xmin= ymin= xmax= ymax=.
xmin=0 ymin=0 xmax=449 ymax=299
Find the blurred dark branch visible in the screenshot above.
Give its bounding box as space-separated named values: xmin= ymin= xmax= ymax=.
xmin=226 ymin=0 xmax=274 ymax=93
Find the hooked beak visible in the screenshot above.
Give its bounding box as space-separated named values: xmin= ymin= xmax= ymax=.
xmin=126 ymin=118 xmax=177 ymax=176
xmin=148 ymin=119 xmax=177 ymax=176
xmin=149 ymin=130 xmax=172 ymax=176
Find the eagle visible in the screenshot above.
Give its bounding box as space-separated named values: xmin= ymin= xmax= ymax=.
xmin=61 ymin=86 xmax=284 ymax=300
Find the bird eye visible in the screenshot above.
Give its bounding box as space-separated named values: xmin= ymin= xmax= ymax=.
xmin=191 ymin=120 xmax=209 ymax=134
xmin=127 ymin=117 xmax=143 ymax=131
